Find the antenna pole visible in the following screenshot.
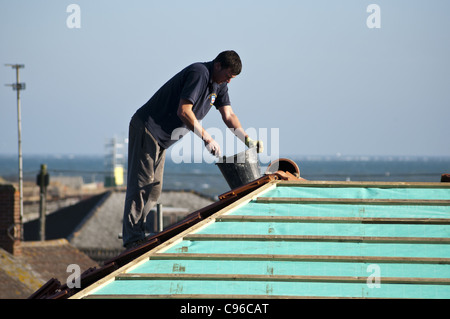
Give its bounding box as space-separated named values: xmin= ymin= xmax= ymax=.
xmin=5 ymin=64 xmax=26 ymax=240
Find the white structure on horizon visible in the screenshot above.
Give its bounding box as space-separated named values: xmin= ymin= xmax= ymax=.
xmin=104 ymin=136 xmax=127 ymax=187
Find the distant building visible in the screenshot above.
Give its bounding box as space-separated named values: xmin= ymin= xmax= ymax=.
xmin=0 ymin=184 xmax=98 ymax=299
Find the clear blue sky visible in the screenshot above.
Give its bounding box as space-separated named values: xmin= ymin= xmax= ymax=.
xmin=1 ymin=0 xmax=449 ymax=158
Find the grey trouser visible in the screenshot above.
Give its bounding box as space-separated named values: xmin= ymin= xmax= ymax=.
xmin=122 ymin=115 xmax=166 ymax=247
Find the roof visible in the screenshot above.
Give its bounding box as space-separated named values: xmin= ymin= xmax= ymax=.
xmin=0 ymin=239 xmax=98 ymax=299
xmin=19 ymin=239 xmax=99 ymax=284
xmin=23 ymin=191 xmax=110 ymax=241
xmin=0 ymin=247 xmax=42 ymax=298
xmin=64 ymin=178 xmax=450 ymax=299
xmin=23 ymin=190 xmax=213 ymax=263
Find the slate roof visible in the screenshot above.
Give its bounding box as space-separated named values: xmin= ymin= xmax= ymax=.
xmin=19 ymin=239 xmax=99 ymax=284
xmin=0 ymin=247 xmax=42 ymax=299
xmin=23 ymin=191 xmax=110 ymax=241
xmin=0 ymin=239 xmax=98 ymax=299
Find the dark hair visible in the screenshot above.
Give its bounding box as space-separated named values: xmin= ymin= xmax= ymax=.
xmin=214 ymin=50 xmax=242 ymax=75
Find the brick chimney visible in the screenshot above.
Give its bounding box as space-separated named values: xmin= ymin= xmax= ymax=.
xmin=0 ymin=184 xmax=22 ymax=256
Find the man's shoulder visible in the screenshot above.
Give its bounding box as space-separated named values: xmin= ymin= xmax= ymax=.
xmin=184 ymin=61 xmax=211 ymax=75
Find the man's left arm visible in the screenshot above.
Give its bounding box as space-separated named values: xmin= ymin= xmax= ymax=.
xmin=218 ymin=105 xmax=263 ymax=153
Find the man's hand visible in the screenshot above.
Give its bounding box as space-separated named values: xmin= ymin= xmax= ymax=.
xmin=218 ymin=106 xmax=263 ymax=154
xmin=204 ymin=138 xmax=221 ymax=157
xmin=178 ymin=100 xmax=221 ymax=157
xmin=245 ymin=136 xmax=264 ymax=153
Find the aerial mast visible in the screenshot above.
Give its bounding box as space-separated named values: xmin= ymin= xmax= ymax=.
xmin=5 ymin=64 xmax=26 ymax=239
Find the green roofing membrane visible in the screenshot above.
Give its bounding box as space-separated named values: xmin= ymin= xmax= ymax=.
xmin=89 ymin=183 xmax=450 ymax=299
xmin=233 ymin=202 xmax=450 ymax=218
xmin=264 ymin=185 xmax=450 ymax=200
xmin=165 ymin=240 xmax=449 ymax=259
xmin=93 ymin=278 xmax=450 ymax=299
xmin=129 ymin=258 xmax=450 ymax=279
xmin=195 ymin=221 xmax=450 ymax=238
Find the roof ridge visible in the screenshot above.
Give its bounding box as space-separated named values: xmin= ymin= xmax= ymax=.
xmin=20 ymin=238 xmax=69 ymax=247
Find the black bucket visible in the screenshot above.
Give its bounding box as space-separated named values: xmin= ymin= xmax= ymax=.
xmin=216 ymin=147 xmax=262 ymax=189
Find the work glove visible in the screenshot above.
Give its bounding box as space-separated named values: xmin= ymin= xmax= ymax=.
xmin=245 ymin=136 xmax=263 ymax=153
xmin=204 ymin=139 xmax=221 ymax=157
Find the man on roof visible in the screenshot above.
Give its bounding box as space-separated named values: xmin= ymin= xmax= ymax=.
xmin=122 ymin=50 xmax=263 ymax=249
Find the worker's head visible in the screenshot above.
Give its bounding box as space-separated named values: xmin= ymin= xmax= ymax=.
xmin=213 ymin=50 xmax=242 ymax=84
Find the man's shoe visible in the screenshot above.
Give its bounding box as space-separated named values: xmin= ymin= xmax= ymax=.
xmin=124 ymin=233 xmax=157 ymax=250
xmin=124 ymin=238 xmax=147 ymax=250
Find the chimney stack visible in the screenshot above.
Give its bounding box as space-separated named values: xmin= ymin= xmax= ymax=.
xmin=0 ymin=185 xmax=22 ymax=256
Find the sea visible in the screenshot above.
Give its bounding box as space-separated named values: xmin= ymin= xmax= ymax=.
xmin=0 ymin=154 xmax=449 ymax=199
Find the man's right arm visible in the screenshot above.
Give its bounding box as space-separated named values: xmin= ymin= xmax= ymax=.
xmin=177 ymin=99 xmax=221 ymax=156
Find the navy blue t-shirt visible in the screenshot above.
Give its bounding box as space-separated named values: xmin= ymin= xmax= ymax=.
xmin=135 ymin=61 xmax=231 ymax=149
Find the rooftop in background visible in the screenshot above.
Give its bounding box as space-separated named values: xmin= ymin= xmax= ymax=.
xmin=0 ymin=239 xmax=98 ymax=299
xmin=23 ymin=190 xmax=214 ymax=263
